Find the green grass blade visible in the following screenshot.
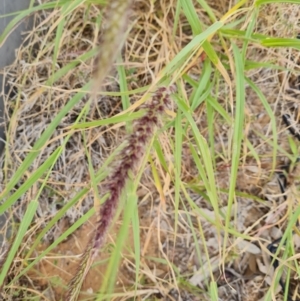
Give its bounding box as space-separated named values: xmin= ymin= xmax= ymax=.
xmin=256 ymin=0 xmax=300 ymax=5
xmin=117 ymin=55 xmax=131 ymax=111
xmin=0 ymin=200 xmax=38 ymax=286
xmin=174 ymin=111 xmax=182 ymax=234
xmin=196 ymin=0 xmax=217 ymax=22
xmin=223 ymin=43 xmax=245 ymax=249
xmin=153 ymin=140 xmax=169 ymax=173
xmin=261 ymin=38 xmax=300 ymax=49
xmin=71 ymin=111 xmax=145 ymax=129
xmin=131 ymin=202 xmax=140 ymax=296
xmin=190 ymin=59 xmax=212 ymax=111
xmin=210 ymin=281 xmax=218 ymax=301
xmin=181 ymin=0 xmax=219 ymax=64
xmin=163 ymin=21 xmax=223 ymax=76
xmin=206 ymin=95 xmax=231 ymax=124
xmin=47 ymin=49 xmax=98 ymax=85
xmin=0 ymin=148 xmax=61 ymax=214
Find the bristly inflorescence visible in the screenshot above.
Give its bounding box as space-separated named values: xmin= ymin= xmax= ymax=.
xmin=92 ymin=0 xmax=133 ymax=94
xmin=92 ymin=86 xmax=172 ymax=251
xmin=66 ymin=86 xmax=174 ymax=301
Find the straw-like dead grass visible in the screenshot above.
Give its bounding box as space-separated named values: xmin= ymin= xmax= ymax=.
xmin=1 ymin=0 xmax=300 ymax=300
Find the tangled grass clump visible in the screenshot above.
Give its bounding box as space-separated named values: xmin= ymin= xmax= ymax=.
xmin=1 ymin=0 xmax=300 ymax=301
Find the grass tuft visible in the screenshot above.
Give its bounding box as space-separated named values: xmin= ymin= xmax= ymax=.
xmin=0 ymin=0 xmax=300 ymax=300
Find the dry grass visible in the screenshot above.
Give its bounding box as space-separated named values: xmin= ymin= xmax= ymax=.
xmin=1 ymin=0 xmax=300 ymax=300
